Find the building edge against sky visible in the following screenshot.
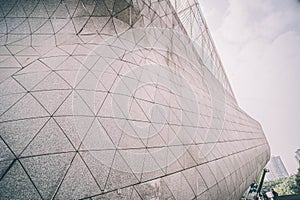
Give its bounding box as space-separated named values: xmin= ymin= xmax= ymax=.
xmin=0 ymin=0 xmax=270 ymax=199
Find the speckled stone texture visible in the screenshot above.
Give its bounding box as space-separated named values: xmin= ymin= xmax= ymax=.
xmin=0 ymin=0 xmax=270 ymax=199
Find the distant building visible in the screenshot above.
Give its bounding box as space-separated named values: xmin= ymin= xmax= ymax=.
xmin=266 ymin=156 xmax=289 ymax=181
xmin=296 ymin=149 xmax=300 ymax=164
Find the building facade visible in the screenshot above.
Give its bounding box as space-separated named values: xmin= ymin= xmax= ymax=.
xmin=296 ymin=149 xmax=300 ymax=164
xmin=266 ymin=156 xmax=289 ymax=181
xmin=0 ymin=0 xmax=270 ymax=199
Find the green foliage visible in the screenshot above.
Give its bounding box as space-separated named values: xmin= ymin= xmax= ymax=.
xmin=294 ymin=166 xmax=300 ymax=194
xmin=274 ymin=175 xmax=296 ymax=195
xmin=262 ymin=175 xmax=296 ymax=195
xmin=261 ymin=165 xmax=300 ymax=195
xmin=262 ymin=177 xmax=285 ymax=192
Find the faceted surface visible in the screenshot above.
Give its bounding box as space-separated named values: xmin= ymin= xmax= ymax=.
xmin=0 ymin=0 xmax=270 ymax=199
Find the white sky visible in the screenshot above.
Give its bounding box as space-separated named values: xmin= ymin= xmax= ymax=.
xmin=200 ymin=0 xmax=300 ymax=174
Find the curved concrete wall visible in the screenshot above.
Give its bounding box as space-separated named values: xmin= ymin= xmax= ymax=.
xmin=0 ymin=0 xmax=270 ymax=199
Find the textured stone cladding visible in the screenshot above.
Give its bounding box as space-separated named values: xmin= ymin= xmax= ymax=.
xmin=0 ymin=0 xmax=270 ymax=199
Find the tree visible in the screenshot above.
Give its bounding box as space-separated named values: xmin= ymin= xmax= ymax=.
xmin=262 ymin=178 xmax=282 ymax=192
xmin=294 ymin=166 xmax=300 ymax=194
xmin=273 ymin=175 xmax=296 ymax=195
xmin=262 ymin=176 xmax=296 ymax=196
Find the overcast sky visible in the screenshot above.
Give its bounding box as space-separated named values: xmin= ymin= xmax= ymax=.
xmin=200 ymin=0 xmax=300 ymax=174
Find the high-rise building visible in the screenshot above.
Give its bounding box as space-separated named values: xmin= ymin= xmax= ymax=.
xmin=296 ymin=149 xmax=300 ymax=164
xmin=0 ymin=0 xmax=270 ymax=199
xmin=266 ymin=156 xmax=289 ymax=181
